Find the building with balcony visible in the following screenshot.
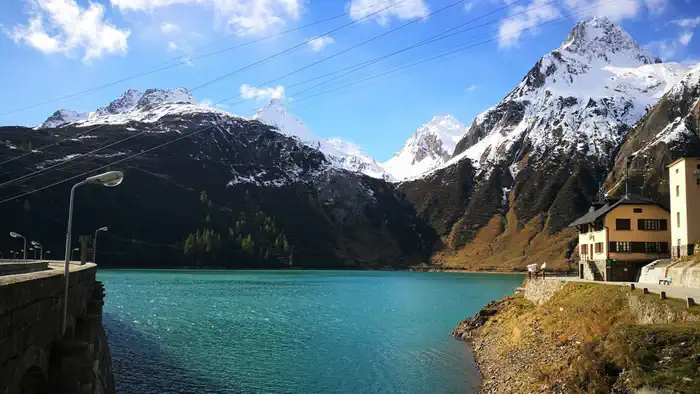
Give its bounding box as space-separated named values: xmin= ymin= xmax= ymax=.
xmin=668 ymin=157 xmax=700 ymax=258
xmin=569 ymin=195 xmax=670 ymax=282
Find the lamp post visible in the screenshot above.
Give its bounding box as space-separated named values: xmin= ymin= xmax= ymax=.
xmin=29 ymin=247 xmax=36 ymax=260
xmin=62 ymin=170 xmax=123 ymax=336
xmin=10 ymin=250 xmax=15 ymax=259
xmin=72 ymin=248 xmax=79 ymax=261
xmin=93 ymin=226 xmax=108 ymax=265
xmin=31 ymin=241 xmax=43 ymax=261
xmin=10 ymin=232 xmax=26 ymax=259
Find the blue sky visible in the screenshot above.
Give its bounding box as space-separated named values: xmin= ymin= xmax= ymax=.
xmin=1 ymin=0 xmax=699 ymax=161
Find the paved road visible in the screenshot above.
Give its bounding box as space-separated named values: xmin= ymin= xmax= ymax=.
xmin=546 ymin=276 xmax=700 ymax=301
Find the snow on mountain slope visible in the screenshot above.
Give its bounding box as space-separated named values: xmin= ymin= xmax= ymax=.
xmin=443 ymin=17 xmax=693 ymax=177
xmin=383 ymin=115 xmax=467 ymax=181
xmin=253 ymin=99 xmax=388 ymax=179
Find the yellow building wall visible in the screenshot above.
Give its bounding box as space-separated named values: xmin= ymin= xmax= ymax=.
xmin=604 ymin=204 xmax=670 ymax=261
xmin=669 ymin=158 xmax=700 ymax=250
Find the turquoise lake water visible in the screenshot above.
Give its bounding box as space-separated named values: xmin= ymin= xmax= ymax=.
xmin=98 ymin=270 xmax=523 ymax=393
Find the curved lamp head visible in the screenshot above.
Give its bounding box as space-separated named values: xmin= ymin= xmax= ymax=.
xmin=98 ymin=226 xmax=108 ymax=232
xmin=10 ymin=231 xmax=23 ymax=238
xmin=31 ymin=241 xmax=41 ymax=247
xmin=86 ymin=171 xmax=124 ymax=187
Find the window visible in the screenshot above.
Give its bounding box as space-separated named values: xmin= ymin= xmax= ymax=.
xmin=595 ymin=242 xmax=604 ymax=254
xmin=676 ymin=185 xmax=680 ymax=197
xmin=638 ymin=219 xmax=668 ymax=231
xmin=676 ymin=168 xmax=679 ymax=174
xmin=625 ymin=242 xmax=670 ymax=254
xmin=616 ymin=218 xmax=631 ymax=230
xmin=610 ymin=241 xmax=632 ymax=253
xmin=581 ymin=244 xmax=588 ymax=256
xmin=677 ymin=212 xmax=681 ymax=228
xmin=633 ymin=208 xmax=643 ymax=213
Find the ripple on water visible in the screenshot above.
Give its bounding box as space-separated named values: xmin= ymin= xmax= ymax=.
xmin=99 ymin=270 xmax=522 ymax=393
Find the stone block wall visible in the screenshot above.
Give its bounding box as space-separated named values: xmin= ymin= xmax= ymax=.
xmin=0 ymin=265 xmax=115 ymax=394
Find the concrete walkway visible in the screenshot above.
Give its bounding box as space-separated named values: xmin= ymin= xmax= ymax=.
xmin=546 ymin=276 xmax=700 ymax=301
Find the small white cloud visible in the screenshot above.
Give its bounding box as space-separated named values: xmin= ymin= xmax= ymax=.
xmin=348 ymin=0 xmax=429 ymax=25
xmin=111 ymin=0 xmax=302 ymax=36
xmin=160 ymin=22 xmax=180 ymax=33
xmin=499 ymin=0 xmax=561 ymax=48
xmin=672 ymin=17 xmax=700 ymax=28
xmin=6 ymin=0 xmax=130 ymax=62
xmin=465 ymin=84 xmax=477 ymax=92
xmin=240 ymin=84 xmax=285 ymax=100
xmin=680 ymin=31 xmax=693 ymax=46
xmin=200 ymin=98 xmax=230 ymax=109
xmin=308 ymin=36 xmax=335 ymax=52
xmin=563 ymin=0 xmax=666 ymax=21
xmin=464 ymin=1 xmax=474 ymax=12
xmin=167 ymin=41 xmax=179 ymax=51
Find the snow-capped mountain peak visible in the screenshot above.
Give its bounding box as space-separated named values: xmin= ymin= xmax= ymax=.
xmin=253 ymin=98 xmax=318 ymax=142
xmin=253 ymin=99 xmax=387 ymax=179
xmin=39 ymin=109 xmax=89 ymax=129
xmin=136 ymin=88 xmax=195 ymax=110
xmin=561 ymin=17 xmax=660 ymax=65
xmin=381 ymin=114 xmax=467 ymax=181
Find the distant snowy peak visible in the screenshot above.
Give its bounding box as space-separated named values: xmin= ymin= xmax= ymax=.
xmin=253 ymin=99 xmax=388 ymax=179
xmin=39 ymin=109 xmax=88 ymax=128
xmin=38 ymin=87 xmax=213 ymax=128
xmin=382 ymin=115 xmax=467 ymax=181
xmin=253 ymin=98 xmax=318 ymax=142
xmin=561 ymin=17 xmax=660 ymax=65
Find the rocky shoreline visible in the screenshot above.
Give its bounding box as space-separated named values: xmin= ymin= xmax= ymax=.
xmin=452 ymin=280 xmax=700 ymax=393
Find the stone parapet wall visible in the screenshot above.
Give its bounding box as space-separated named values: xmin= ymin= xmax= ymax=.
xmin=0 ymin=264 xmax=115 ymax=394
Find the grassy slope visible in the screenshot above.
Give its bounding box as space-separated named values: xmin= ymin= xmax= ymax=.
xmin=471 ymin=283 xmax=700 ymax=393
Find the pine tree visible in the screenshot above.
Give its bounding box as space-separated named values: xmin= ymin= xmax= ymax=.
xmin=200 ymin=190 xmax=208 ymax=204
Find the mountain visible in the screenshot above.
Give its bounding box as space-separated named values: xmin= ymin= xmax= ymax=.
xmin=383 ymin=115 xmax=467 ymax=181
xmin=604 ymin=64 xmax=700 ymax=201
xmin=5 ymin=89 xmax=437 ymax=269
xmin=39 ymin=109 xmax=89 ymax=128
xmin=399 ymin=17 xmax=694 ymax=271
xmin=253 ymin=98 xmax=388 ymax=179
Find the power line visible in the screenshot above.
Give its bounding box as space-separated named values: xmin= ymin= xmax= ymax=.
xmin=0 ymin=0 xmax=407 ymax=171
xmin=225 ymin=0 xmax=556 ymax=106
xmin=214 ymin=0 xmax=490 ymax=105
xmin=0 ymin=0 xmax=353 ymax=117
xmin=0 ymin=0 xmax=614 ymax=203
xmin=286 ymin=1 xmax=612 ymax=105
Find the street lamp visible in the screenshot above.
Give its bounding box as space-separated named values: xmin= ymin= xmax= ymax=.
xmin=29 ymin=247 xmax=36 ymax=260
xmin=10 ymin=232 xmax=26 ymax=259
xmin=72 ymin=248 xmax=80 ymax=261
xmin=31 ymin=241 xmax=42 ymax=261
xmin=62 ymin=170 xmax=123 ymax=335
xmin=93 ymin=226 xmax=108 ymax=264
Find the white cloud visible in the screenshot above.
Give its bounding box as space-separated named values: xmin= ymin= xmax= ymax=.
xmin=563 ymin=0 xmax=667 ymax=21
xmin=465 ymin=84 xmax=477 ymax=92
xmin=111 ymin=0 xmax=302 ymax=36
xmin=160 ymin=22 xmax=180 ymax=33
xmin=348 ymin=0 xmax=429 ymax=25
xmin=240 ymin=84 xmax=285 ymax=100
xmin=5 ymin=0 xmax=130 ymax=62
xmin=167 ymin=41 xmax=179 ymax=51
xmin=679 ymin=31 xmax=693 ymax=46
xmin=672 ymin=17 xmax=700 ymax=29
xmin=498 ymin=0 xmax=561 ymax=48
xmin=308 ymin=36 xmax=335 ymax=52
xmin=464 ymin=2 xmax=474 ymax=12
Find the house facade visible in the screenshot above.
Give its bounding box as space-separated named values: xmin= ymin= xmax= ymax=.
xmin=668 ymin=157 xmax=700 ymax=258
xmin=569 ymin=196 xmax=671 ymax=282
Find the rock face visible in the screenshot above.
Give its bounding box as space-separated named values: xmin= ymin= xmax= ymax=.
xmin=399 ymin=17 xmax=693 ymax=270
xmin=4 ymin=91 xmax=437 ymax=269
